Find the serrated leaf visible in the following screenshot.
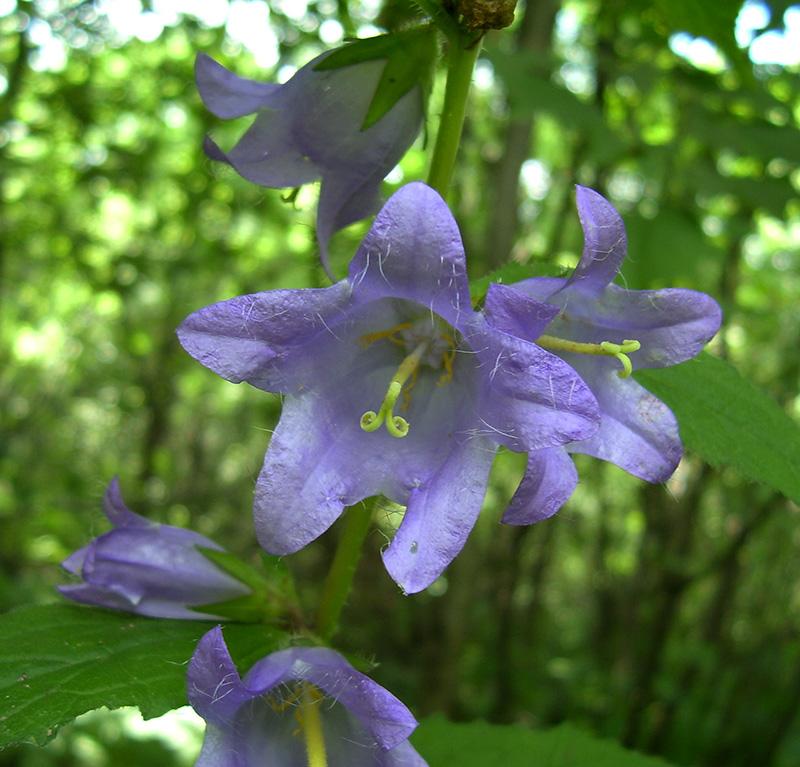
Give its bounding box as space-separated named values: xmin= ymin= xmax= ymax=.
xmin=314 ymin=27 xmax=439 ymax=129
xmin=411 ymin=715 xmax=675 ymax=766
xmin=0 ymin=604 xmax=288 ymax=747
xmin=635 ymin=353 xmax=800 ymax=504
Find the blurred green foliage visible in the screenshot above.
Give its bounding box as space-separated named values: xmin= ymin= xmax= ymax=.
xmin=2 ymin=0 xmax=800 ymax=766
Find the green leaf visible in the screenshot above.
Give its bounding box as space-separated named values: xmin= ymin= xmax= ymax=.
xmin=0 ymin=604 xmax=288 ymax=748
xmin=314 ymin=27 xmax=439 ymax=129
xmin=469 ymin=261 xmax=568 ymax=303
xmin=412 ymin=715 xmax=676 ymax=766
xmin=622 ymin=206 xmax=720 ymax=289
xmin=635 ymin=353 xmax=800 ymax=504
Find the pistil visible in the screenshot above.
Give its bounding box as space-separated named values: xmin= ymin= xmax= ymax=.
xmin=361 ymin=339 xmax=431 ymax=438
xmin=298 ymin=683 xmax=327 ymax=767
xmin=538 ymin=335 xmax=641 ymax=378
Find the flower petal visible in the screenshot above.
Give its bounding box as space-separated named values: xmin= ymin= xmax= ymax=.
xmin=566 ymin=356 xmax=682 ymax=481
xmin=467 ymin=317 xmax=600 ymax=451
xmin=276 ymin=648 xmax=418 ymax=750
xmin=513 ymin=284 xmax=722 ymax=371
xmin=382 ymin=434 xmax=497 ymax=594
xmin=348 ymin=182 xmax=472 ymax=327
xmin=176 ymin=281 xmax=352 ymax=391
xmin=502 ymin=447 xmax=578 ymax=525
xmin=102 ymin=476 xmax=150 ymax=528
xmin=563 ymin=185 xmax=628 ymax=295
xmin=482 ymin=282 xmax=559 ymax=338
xmin=189 ymin=629 xmax=425 ymax=765
xmin=195 ymin=53 xmax=281 ymax=118
xmin=59 ymin=482 xmax=250 ymax=619
xmin=218 ymin=108 xmax=322 ymax=188
xmin=316 ymin=171 xmax=384 ymax=278
xmin=187 ymin=626 xmax=251 ymax=723
xmin=253 ymin=359 xmax=476 ymax=555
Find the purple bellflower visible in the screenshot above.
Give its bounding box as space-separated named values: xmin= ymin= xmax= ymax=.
xmin=505 ymin=186 xmax=722 ymax=524
xmin=196 ymin=51 xmax=423 ymax=276
xmin=58 ymin=478 xmax=252 ymax=619
xmin=178 ymin=182 xmax=601 ymax=594
xmin=188 ymin=626 xmax=427 ymax=766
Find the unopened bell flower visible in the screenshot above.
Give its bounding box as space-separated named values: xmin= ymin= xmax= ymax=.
xmin=188 ymin=626 xmax=427 ymax=766
xmin=504 ymin=186 xmax=722 ymax=524
xmin=196 ymin=47 xmax=424 ymax=275
xmin=58 ymin=478 xmax=252 ymax=619
xmin=178 ymin=182 xmax=601 ymax=594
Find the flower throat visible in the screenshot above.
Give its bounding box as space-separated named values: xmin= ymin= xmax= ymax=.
xmin=359 ymin=318 xmax=456 ymax=438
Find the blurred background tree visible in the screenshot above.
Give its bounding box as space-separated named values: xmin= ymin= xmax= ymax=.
xmin=1 ymin=0 xmax=800 ymax=765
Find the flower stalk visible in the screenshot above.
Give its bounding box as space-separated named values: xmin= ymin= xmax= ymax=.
xmin=426 ymin=31 xmax=482 ymax=198
xmin=315 ymin=501 xmax=375 ymax=640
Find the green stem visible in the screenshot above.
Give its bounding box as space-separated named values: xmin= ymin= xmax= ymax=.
xmin=315 ymin=502 xmax=374 ymax=640
xmin=426 ymin=32 xmax=482 ymax=199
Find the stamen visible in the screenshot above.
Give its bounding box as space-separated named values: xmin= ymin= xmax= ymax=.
xmin=361 ymin=339 xmax=431 ymax=438
xmin=358 ymin=323 xmax=413 ymax=349
xmin=538 ymin=335 xmax=641 ymax=378
xmin=438 ymin=333 xmax=457 ymax=386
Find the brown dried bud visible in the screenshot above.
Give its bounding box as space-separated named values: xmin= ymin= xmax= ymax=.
xmin=456 ymin=0 xmax=517 ymax=30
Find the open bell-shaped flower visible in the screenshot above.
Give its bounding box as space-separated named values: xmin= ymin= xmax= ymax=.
xmin=177 ymin=182 xmax=601 ymax=594
xmin=188 ymin=626 xmax=427 ymax=767
xmin=503 ymin=186 xmax=722 ymax=525
xmin=57 ymin=478 xmax=252 ymax=619
xmin=196 ymin=33 xmax=431 ymax=276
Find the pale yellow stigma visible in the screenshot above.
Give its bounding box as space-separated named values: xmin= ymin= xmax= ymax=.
xmin=359 ymin=319 xmax=458 ymax=438
xmin=297 ymin=683 xmax=327 ymax=767
xmin=361 ymin=339 xmax=431 ymax=438
xmin=537 ymin=335 xmax=641 ymax=378
xmin=264 ymin=683 xmax=328 ymax=767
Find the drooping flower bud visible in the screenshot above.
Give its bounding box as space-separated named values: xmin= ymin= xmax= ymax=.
xmin=197 ymin=28 xmax=437 ymax=277
xmin=58 ymin=478 xmax=253 ymax=620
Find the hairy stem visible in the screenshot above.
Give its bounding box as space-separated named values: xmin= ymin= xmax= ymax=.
xmin=427 ymin=32 xmax=482 ymax=199
xmin=315 ymin=501 xmax=374 ymax=640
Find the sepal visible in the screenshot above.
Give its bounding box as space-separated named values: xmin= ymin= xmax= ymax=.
xmin=314 ymin=26 xmax=439 ymax=129
xmin=193 ymin=547 xmax=301 ymax=624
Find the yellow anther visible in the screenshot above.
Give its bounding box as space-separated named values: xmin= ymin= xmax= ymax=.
xmin=358 ymin=323 xmax=413 ymax=349
xmin=402 ymin=368 xmax=420 ymax=411
xmin=437 ymin=333 xmax=456 ymax=386
xmin=264 ymin=688 xmax=303 ymax=712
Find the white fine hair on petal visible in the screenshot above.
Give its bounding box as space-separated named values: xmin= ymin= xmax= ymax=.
xmin=377 ymin=244 xmax=390 ymax=284
xmin=210 ymin=671 xmax=239 ymax=705
xmin=315 ymin=311 xmax=343 ymax=341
